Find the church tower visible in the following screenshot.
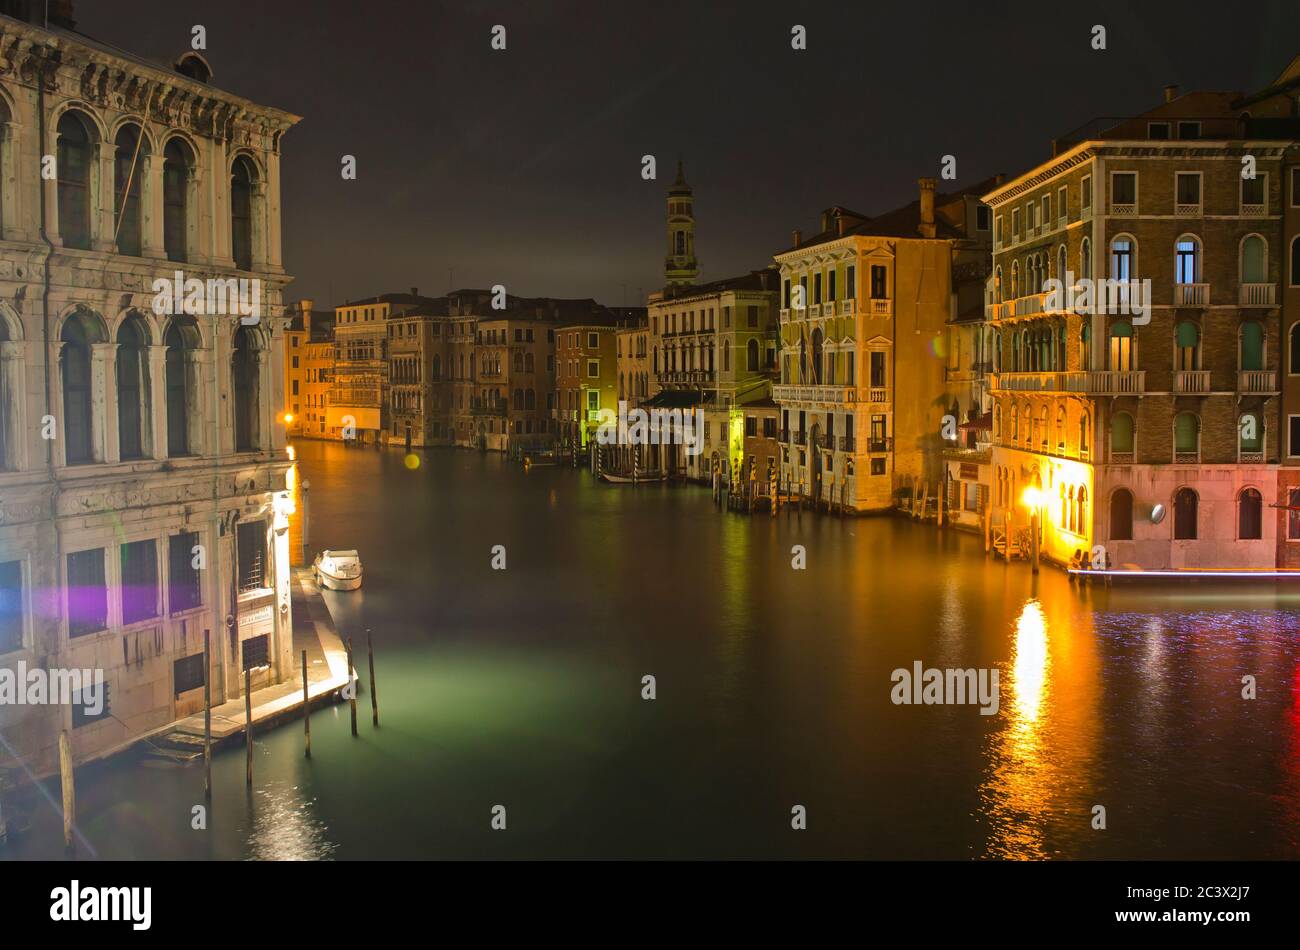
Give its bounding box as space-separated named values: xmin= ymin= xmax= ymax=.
xmin=665 ymin=159 xmax=699 ymax=288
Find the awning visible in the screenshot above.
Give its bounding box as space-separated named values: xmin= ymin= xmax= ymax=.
xmin=959 ymin=412 xmax=992 ymax=432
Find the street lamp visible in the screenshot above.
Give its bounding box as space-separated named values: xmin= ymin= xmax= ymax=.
xmin=1021 ymin=485 xmax=1042 ymax=574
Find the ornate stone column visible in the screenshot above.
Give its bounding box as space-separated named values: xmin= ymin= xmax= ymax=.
xmin=265 ymin=147 xmax=284 ymax=274
xmin=184 ymin=347 xmax=207 ymax=456
xmin=147 ymin=343 xmax=168 ymax=458
xmin=141 ymin=151 xmax=166 ymax=259
xmin=0 ymin=340 xmax=28 ymax=470
xmin=0 ymin=123 xmax=26 ymax=241
xmin=91 ymin=342 xmax=117 ymax=463
xmin=92 ymin=141 xmax=116 ymax=253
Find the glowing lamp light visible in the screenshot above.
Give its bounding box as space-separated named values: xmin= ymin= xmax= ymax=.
xmin=1021 ymin=486 xmax=1043 ymax=509
xmin=282 ymin=412 xmax=294 ymax=424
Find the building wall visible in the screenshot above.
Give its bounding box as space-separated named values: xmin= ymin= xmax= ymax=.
xmin=0 ymin=19 xmax=297 ymax=777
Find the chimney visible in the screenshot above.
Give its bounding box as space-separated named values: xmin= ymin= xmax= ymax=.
xmin=820 ymin=210 xmax=832 ymax=232
xmin=792 ymin=229 xmax=802 ymax=247
xmin=837 ymin=216 xmax=847 ymax=237
xmin=410 ymin=287 xmax=419 ymax=297
xmin=299 ymin=298 xmax=313 ymax=334
xmin=1164 ymin=84 xmax=1178 ymax=103
xmin=919 ymin=178 xmax=937 ymax=239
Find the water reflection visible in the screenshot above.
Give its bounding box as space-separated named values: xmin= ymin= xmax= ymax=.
xmin=246 ymin=781 xmax=336 ymax=861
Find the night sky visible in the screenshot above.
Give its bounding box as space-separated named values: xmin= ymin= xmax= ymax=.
xmin=76 ymin=0 xmax=1296 ymax=309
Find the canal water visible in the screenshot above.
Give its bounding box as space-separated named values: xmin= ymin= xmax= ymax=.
xmin=6 ymin=439 xmax=1300 ymax=859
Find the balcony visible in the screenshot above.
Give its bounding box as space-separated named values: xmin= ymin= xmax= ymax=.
xmin=1110 ymin=451 xmax=1134 ymax=464
xmin=1110 ymin=202 xmax=1136 ymax=216
xmin=772 ymin=384 xmax=857 ymax=406
xmin=1240 ymin=284 xmax=1276 ymax=306
xmin=868 ymin=387 xmax=888 ymax=403
xmin=839 ymin=435 xmax=855 ymax=452
xmin=809 ymin=304 xmax=822 ymax=318
xmin=779 ymin=429 xmax=790 ymax=443
xmin=1175 ymin=202 xmax=1202 ymax=217
xmin=1174 ymin=283 xmax=1209 ymax=307
xmin=841 ymin=299 xmax=856 ymax=316
xmin=1087 ymin=370 xmax=1145 ymax=395
xmin=1238 ymin=369 xmax=1278 ymax=393
xmin=471 ymin=400 xmax=508 ymax=415
xmin=1174 ymin=451 xmax=1200 ymax=464
xmin=867 ymin=437 xmax=893 ymax=454
xmin=868 ymin=298 xmax=892 ymax=317
xmin=990 ymin=370 xmax=1145 ymax=395
xmin=1241 ymin=202 xmax=1266 ymax=217
xmin=1173 ymin=370 xmax=1211 ymax=393
xmin=794 ymin=431 xmax=807 ymax=446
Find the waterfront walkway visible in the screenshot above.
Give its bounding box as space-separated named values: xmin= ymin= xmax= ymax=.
xmin=167 ymin=568 xmax=351 ymax=744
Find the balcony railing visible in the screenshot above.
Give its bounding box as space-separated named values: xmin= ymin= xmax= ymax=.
xmin=1175 ymin=202 xmax=1201 ymax=216
xmin=991 ymin=370 xmax=1145 ymax=395
xmin=1174 ymin=283 xmax=1209 ymax=306
xmin=867 ymin=437 xmax=893 ymax=454
xmin=772 ymin=384 xmax=857 ymax=405
xmin=1174 ymin=451 xmax=1200 ymax=464
xmin=1241 ymin=202 xmax=1266 ymax=217
xmin=1110 ymin=451 xmax=1134 ymax=464
xmin=842 ymin=299 xmax=856 ymax=316
xmin=1239 ymin=451 xmax=1265 ymax=464
xmin=1173 ymin=370 xmax=1211 ymax=393
xmin=780 ymin=429 xmax=790 ymax=443
xmin=868 ymin=387 xmax=888 ymax=403
xmin=1110 ymin=202 xmax=1136 ymax=216
xmin=839 ymin=435 xmax=855 ymax=452
xmin=1238 ymin=369 xmax=1277 ymax=393
xmin=794 ymin=431 xmax=807 ymax=446
xmin=1087 ymin=370 xmax=1145 ymax=395
xmin=868 ymin=298 xmax=892 ymax=316
xmin=1240 ymin=284 xmax=1276 ymax=306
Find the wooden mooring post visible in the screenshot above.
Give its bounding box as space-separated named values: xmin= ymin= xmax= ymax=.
xmin=302 ymin=649 xmax=311 ymax=759
xmin=347 ymin=637 xmax=358 ymax=737
xmin=367 ymin=629 xmax=380 ymax=728
xmin=203 ymin=628 xmax=212 ymax=800
xmin=59 ymin=730 xmax=74 ymax=855
xmin=244 ymin=667 xmax=253 ymax=787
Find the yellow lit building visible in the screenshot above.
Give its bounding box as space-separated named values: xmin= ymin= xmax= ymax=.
xmin=284 ymin=298 xmax=335 ymax=439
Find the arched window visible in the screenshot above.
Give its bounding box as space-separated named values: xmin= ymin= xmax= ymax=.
xmin=1239 ymin=412 xmax=1263 ymax=457
xmin=1080 ymin=237 xmax=1092 ymax=278
xmin=113 ymin=125 xmax=144 ymax=257
xmin=1175 ymin=320 xmax=1201 ymax=370
xmin=1079 ymin=323 xmax=1091 ymax=371
xmin=993 ymin=405 xmax=1002 ymax=440
xmin=231 ymin=156 xmax=255 ymax=270
xmin=163 ymin=139 xmax=193 ymax=263
xmin=513 ymin=350 xmax=523 ymax=372
xmin=1010 ymin=261 xmax=1019 ymax=298
xmin=432 ymin=354 xmax=441 ymax=380
xmin=1240 ymin=321 xmax=1263 ymax=371
xmin=1238 ymin=488 xmax=1263 ymax=540
xmin=747 ymin=338 xmax=759 ymax=372
xmin=57 ymin=112 xmax=93 ymax=250
xmin=1057 ymin=245 xmax=1067 ymax=283
xmin=1240 ymin=234 xmax=1267 ymax=284
xmin=232 ymin=325 xmax=261 ymax=451
xmin=994 ymin=266 xmax=1002 ymax=303
xmin=1108 ymin=321 xmax=1133 ymax=371
xmin=652 ymin=346 xmax=658 ymax=373
xmin=60 ymin=312 xmax=101 ymax=464
xmin=512 ymin=388 xmax=523 ymax=410
xmin=810 ymin=329 xmax=823 ymax=384
xmin=1290 ymin=236 xmax=1300 ymax=287
xmin=1174 ymin=412 xmax=1199 ymax=461
xmin=525 ymin=352 xmax=534 ymax=372
xmin=1011 ymin=404 xmax=1019 ymax=441
xmin=1173 ymin=487 xmax=1198 ymax=540
xmin=524 ymin=389 xmax=535 ymax=410
xmin=1079 ymin=412 xmax=1091 ymax=457
xmin=1055 ymin=405 xmax=1066 ymax=449
xmin=1110 ymin=412 xmax=1134 ymax=458
xmin=116 ymin=314 xmax=149 ymax=459
xmin=1038 ymin=405 xmax=1048 ymax=448
xmin=1076 ymin=485 xmax=1088 ymax=535
xmin=1110 ymin=488 xmax=1133 ymax=541
xmin=165 ymin=318 xmax=198 ymax=456
xmin=1175 ymin=235 xmax=1201 ymax=284
xmin=1110 ymin=236 xmax=1135 ymax=280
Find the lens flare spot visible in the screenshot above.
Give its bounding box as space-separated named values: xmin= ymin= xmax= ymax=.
xmin=404 ymin=453 xmax=420 ymax=470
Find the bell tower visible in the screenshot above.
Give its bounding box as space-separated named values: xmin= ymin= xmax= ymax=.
xmin=665 ymin=159 xmax=698 ymax=288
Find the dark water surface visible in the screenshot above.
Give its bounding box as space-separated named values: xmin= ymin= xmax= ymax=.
xmin=7 ymin=440 xmax=1300 ymax=859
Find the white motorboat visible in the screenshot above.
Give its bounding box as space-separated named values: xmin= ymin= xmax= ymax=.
xmin=313 ymin=549 xmax=363 ymax=590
